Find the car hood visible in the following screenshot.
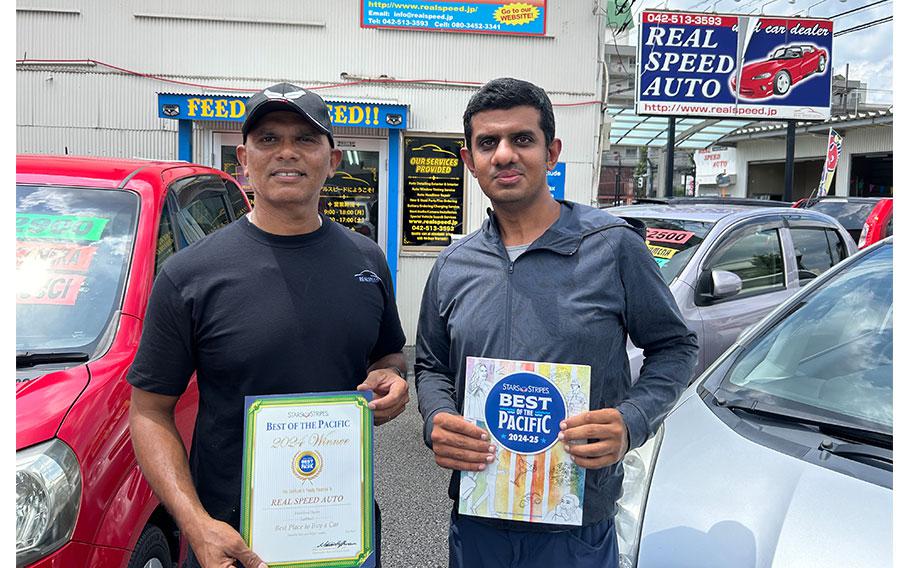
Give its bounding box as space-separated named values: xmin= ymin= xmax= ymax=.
xmin=638 ymin=393 xmax=892 ymax=568
xmin=742 ymin=59 xmax=790 ymax=76
xmin=16 ymin=365 xmax=90 ymax=450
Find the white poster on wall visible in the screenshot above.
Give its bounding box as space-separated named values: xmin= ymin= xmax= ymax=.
xmin=695 ymin=147 xmax=738 ymax=185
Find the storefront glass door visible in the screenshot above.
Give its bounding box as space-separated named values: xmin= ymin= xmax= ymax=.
xmin=321 ymin=138 xmax=384 ymax=244
xmin=214 ymin=132 xmax=250 ymax=198
xmin=213 ymin=133 xmax=387 ymax=247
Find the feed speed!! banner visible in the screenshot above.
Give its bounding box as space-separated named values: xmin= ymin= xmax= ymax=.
xmin=637 ymin=11 xmax=833 ymax=121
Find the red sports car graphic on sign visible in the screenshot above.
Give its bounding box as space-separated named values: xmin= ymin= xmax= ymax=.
xmin=730 ymin=44 xmax=828 ymax=99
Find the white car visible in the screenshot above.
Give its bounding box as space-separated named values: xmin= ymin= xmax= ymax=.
xmin=610 ymin=201 xmax=856 ymax=381
xmin=616 ymin=238 xmax=892 ymax=568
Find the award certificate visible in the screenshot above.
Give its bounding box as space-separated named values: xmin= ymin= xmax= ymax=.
xmin=241 ymin=391 xmax=375 ymax=567
xmin=459 ymin=357 xmax=591 ymax=526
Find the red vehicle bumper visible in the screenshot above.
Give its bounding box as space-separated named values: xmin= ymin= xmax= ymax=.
xmin=26 ymin=540 xmax=129 ymax=568
xmin=730 ymin=76 xmax=773 ymax=99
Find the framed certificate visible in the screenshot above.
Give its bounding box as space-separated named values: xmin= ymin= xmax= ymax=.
xmin=240 ymin=391 xmax=375 ymax=567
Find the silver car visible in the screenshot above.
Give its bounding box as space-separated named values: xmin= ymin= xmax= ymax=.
xmin=610 ymin=203 xmax=857 ymax=379
xmin=616 ymin=238 xmax=893 ymax=568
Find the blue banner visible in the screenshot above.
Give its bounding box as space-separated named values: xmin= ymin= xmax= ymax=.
xmin=361 ymin=0 xmax=547 ymax=36
xmin=158 ymin=93 xmax=409 ymax=129
xmin=547 ymin=162 xmax=566 ymax=200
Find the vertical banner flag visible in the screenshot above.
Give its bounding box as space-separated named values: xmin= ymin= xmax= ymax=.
xmin=817 ymin=128 xmax=843 ymax=197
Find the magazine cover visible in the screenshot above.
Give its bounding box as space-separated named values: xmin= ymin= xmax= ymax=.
xmin=459 ymin=357 xmax=591 ymax=526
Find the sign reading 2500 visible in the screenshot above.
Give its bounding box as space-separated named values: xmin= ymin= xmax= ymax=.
xmin=157 ymin=93 xmax=408 ymax=129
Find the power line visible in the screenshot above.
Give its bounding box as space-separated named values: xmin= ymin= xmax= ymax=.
xmin=833 ymin=15 xmax=892 ymax=37
xmin=831 ymin=0 xmax=890 ymax=20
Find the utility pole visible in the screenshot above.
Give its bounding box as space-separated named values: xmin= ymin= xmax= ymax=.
xmin=613 ymin=152 xmax=622 ymax=206
xmin=784 ymin=120 xmax=796 ymax=202
xmin=664 ymin=117 xmax=676 ymax=198
xmin=843 ymin=63 xmax=850 ymax=114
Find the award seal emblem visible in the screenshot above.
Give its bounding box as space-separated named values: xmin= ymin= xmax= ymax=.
xmin=292 ymin=450 xmax=323 ymax=481
xmin=484 ymin=371 xmax=567 ymax=455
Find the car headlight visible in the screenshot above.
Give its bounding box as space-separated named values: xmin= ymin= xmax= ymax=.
xmin=752 ymin=73 xmax=772 ymax=80
xmin=16 ymin=439 xmax=82 ymax=566
xmin=616 ymin=425 xmax=664 ymax=568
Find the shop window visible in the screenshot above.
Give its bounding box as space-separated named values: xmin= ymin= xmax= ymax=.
xmin=320 ymin=146 xmax=380 ymax=242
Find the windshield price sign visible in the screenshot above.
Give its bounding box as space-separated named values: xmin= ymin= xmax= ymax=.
xmin=16 ymin=214 xmax=110 ymax=242
xmin=637 ymin=11 xmax=833 ymax=120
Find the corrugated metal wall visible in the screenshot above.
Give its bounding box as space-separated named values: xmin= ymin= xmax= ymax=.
xmin=17 ymin=0 xmax=607 ymax=343
xmin=730 ymin=123 xmax=892 ymax=197
xmin=16 ymin=71 xmax=180 ymax=158
xmin=17 ymin=1 xmax=600 ymax=92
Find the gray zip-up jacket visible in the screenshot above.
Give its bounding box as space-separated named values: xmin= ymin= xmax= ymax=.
xmin=415 ymin=200 xmax=698 ymax=528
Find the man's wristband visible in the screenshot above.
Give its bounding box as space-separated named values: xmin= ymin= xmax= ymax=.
xmin=389 ymin=366 xmax=406 ymax=379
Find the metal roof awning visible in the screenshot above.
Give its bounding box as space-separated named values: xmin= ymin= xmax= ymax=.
xmin=607 ymin=106 xmax=754 ymax=149
xmin=718 ymin=108 xmax=892 ymax=143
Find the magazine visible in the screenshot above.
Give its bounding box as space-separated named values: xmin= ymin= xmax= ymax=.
xmin=458 ymin=356 xmax=591 ymax=526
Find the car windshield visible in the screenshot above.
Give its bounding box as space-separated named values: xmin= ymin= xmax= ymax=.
xmin=17 ymin=185 xmax=139 ymax=358
xmin=621 ymin=216 xmax=714 ymax=284
xmin=809 ymin=200 xmax=877 ymax=231
xmin=724 ymin=244 xmax=892 ymax=432
xmin=772 ymin=47 xmax=802 ymax=59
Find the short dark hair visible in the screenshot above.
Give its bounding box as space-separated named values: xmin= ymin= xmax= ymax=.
xmin=462 ymin=78 xmax=555 ymax=150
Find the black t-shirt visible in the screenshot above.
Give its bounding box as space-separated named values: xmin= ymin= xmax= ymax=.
xmin=127 ymin=215 xmax=405 ymax=528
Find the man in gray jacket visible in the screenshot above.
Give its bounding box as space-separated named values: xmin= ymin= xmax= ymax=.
xmin=415 ymin=77 xmax=698 ymax=568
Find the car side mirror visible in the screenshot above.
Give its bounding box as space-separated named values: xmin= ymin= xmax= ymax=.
xmin=711 ymin=270 xmax=742 ymax=300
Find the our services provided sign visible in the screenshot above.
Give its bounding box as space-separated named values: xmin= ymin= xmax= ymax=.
xmin=361 ymin=0 xmax=547 ymax=36
xmin=637 ymin=11 xmax=833 ymax=120
xmin=402 ymin=136 xmax=466 ymax=247
xmin=158 ymin=94 xmax=409 ymax=129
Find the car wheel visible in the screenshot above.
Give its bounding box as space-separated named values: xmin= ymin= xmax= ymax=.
xmin=127 ymin=525 xmax=171 ymax=568
xmin=817 ymin=55 xmax=827 ymax=73
xmin=773 ymin=71 xmax=791 ymax=95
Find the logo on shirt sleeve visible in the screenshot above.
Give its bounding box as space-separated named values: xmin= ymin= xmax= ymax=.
xmin=354 ymin=270 xmax=381 ymax=284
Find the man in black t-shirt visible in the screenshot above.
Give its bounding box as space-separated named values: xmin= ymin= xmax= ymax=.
xmin=128 ymin=83 xmax=409 ymax=568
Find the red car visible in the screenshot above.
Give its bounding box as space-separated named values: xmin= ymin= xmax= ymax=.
xmin=731 ymin=44 xmax=828 ymax=99
xmin=858 ymin=197 xmax=893 ymax=249
xmin=799 ymin=196 xmax=891 ymax=246
xmin=16 ymin=155 xmax=250 ymax=567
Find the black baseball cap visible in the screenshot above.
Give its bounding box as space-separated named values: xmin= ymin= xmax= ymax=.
xmin=242 ymin=82 xmax=335 ymax=147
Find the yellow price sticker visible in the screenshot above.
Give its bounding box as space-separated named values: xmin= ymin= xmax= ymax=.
xmin=647 ymin=244 xmax=678 ymax=260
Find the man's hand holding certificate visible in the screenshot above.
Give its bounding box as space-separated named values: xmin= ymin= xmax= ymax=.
xmin=241 ymin=392 xmax=375 ymax=568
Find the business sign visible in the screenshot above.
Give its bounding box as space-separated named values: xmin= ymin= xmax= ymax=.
xmin=402 ymin=136 xmax=466 ymax=247
xmin=157 ymin=94 xmax=409 ymax=129
xmin=637 ymin=11 xmax=833 ymax=120
xmin=816 ymin=128 xmax=843 ymax=197
xmin=547 ymin=162 xmax=566 ymax=200
xmin=361 ymin=0 xmax=547 ymax=36
xmin=694 ymin=147 xmax=737 ymax=184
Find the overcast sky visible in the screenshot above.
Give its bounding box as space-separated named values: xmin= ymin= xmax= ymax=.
xmin=629 ymin=0 xmax=893 ymax=104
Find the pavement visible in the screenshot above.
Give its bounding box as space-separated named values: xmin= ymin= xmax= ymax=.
xmin=375 ymin=367 xmax=452 ymax=568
